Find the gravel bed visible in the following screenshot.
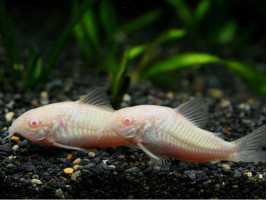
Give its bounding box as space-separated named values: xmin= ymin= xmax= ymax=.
xmin=0 ymin=67 xmax=265 ymax=199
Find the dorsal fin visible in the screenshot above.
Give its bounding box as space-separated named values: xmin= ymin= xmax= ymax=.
xmin=174 ymin=98 xmax=209 ymax=128
xmin=77 ymin=89 xmax=114 ymax=111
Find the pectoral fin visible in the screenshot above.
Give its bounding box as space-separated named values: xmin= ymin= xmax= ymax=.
xmin=53 ymin=142 xmax=88 ymax=153
xmin=137 ymin=143 xmax=170 ymax=167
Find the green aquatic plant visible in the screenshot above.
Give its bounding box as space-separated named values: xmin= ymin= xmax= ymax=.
xmin=72 ymin=0 xmax=265 ymax=108
xmin=141 ymin=53 xmax=266 ymax=95
xmin=110 ymin=46 xmax=131 ymax=109
xmin=0 ymin=0 xmax=92 ymax=89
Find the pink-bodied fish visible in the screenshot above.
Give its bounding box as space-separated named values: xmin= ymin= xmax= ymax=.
xmin=6 ymin=90 xmax=128 ymax=151
xmin=109 ymin=98 xmax=266 ymax=163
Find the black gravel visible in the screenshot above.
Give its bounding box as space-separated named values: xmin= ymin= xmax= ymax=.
xmin=0 ymin=65 xmax=265 ymax=199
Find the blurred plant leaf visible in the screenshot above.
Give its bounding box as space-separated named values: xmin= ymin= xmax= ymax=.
xmin=99 ymin=0 xmax=117 ymax=41
xmin=143 ymin=53 xmax=221 ymax=77
xmin=0 ymin=0 xmax=20 ymax=76
xmin=74 ymin=22 xmax=94 ymax=65
xmin=222 ymin=60 xmax=266 ymax=95
xmin=121 ymin=9 xmax=163 ymax=33
xmin=111 ymin=46 xmax=130 ymax=108
xmin=24 ymin=47 xmax=43 ymax=88
xmin=129 ymin=44 xmax=148 ymax=60
xmin=44 ymin=0 xmax=95 ymax=79
xmin=82 ymin=8 xmax=100 ymax=48
xmin=194 ymin=0 xmax=211 ymax=24
xmin=215 ymin=21 xmax=238 ymax=44
xmin=143 ymin=53 xmax=265 ymax=95
xmin=129 ymin=29 xmax=186 ymax=61
xmin=154 ymin=29 xmax=186 ymax=44
xmin=166 ymin=0 xmax=192 ymax=26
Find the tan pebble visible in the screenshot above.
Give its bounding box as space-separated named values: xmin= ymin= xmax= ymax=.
xmin=108 ymin=165 xmax=116 ymax=170
xmin=88 ymin=152 xmax=95 ymax=158
xmin=11 ymin=136 xmax=20 ymax=142
xmin=73 ymin=165 xmax=80 ymax=171
xmin=8 ymin=155 xmax=15 ymax=160
xmin=32 ymin=174 xmax=39 ymax=179
xmin=259 ymin=174 xmax=263 ymax=179
xmin=5 ymin=112 xmax=15 ymax=122
xmin=31 ymin=179 xmax=42 ymax=185
xmin=220 ymin=99 xmax=230 ymax=108
xmin=63 ymin=167 xmax=74 ymax=175
xmin=166 ymin=92 xmax=174 ymax=99
xmin=208 ymin=88 xmax=224 ymax=98
xmin=245 ymin=172 xmax=252 ymax=177
xmin=220 ymin=163 xmax=230 ymax=169
xmin=215 ymin=183 xmax=220 ymax=190
xmin=12 ymin=145 xmax=19 ymax=151
xmin=232 ymin=185 xmax=238 ymax=189
xmin=59 ymin=176 xmax=67 ymax=181
xmin=40 ymin=91 xmax=49 ymax=105
xmin=71 ymin=170 xmax=81 ymax=181
xmin=72 ymin=158 xmax=81 ymax=165
xmin=31 ymin=99 xmax=38 ymax=106
xmin=66 ymin=154 xmax=73 ymax=160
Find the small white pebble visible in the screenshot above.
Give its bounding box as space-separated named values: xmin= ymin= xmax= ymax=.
xmin=12 ymin=145 xmax=19 ymax=151
xmin=88 ymin=152 xmax=95 ymax=158
xmin=8 ymin=155 xmax=15 ymax=160
xmin=123 ymin=94 xmax=131 ymax=103
xmin=259 ymin=174 xmax=263 ymax=179
xmin=31 ymin=179 xmax=42 ymax=185
xmin=102 ymin=159 xmax=108 ymax=164
xmin=5 ymin=112 xmax=15 ymax=122
xmin=245 ymin=172 xmax=253 ymax=178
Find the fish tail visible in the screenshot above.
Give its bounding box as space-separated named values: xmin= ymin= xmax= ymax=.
xmin=230 ymin=125 xmax=266 ymax=162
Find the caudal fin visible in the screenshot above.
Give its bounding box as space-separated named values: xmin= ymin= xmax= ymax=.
xmin=231 ymin=125 xmax=266 ymax=162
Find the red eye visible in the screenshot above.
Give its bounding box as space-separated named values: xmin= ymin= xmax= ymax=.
xmin=29 ymin=119 xmax=40 ymax=127
xmin=122 ymin=117 xmax=133 ymax=126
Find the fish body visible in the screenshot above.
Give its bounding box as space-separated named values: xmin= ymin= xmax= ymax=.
xmin=7 ymin=90 xmax=127 ymax=151
xmin=110 ymin=99 xmax=266 ymax=163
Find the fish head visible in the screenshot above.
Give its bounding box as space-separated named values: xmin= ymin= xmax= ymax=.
xmin=7 ymin=104 xmax=61 ymax=146
xmin=110 ymin=107 xmax=143 ymax=142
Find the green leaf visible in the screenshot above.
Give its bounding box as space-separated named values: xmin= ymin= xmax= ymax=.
xmin=166 ymin=0 xmax=192 ymax=26
xmin=143 ymin=53 xmax=221 ymax=77
xmin=222 ymin=60 xmax=266 ymax=95
xmin=128 ymin=44 xmax=147 ymax=60
xmin=111 ymin=46 xmax=130 ymax=108
xmin=0 ymin=0 xmax=20 ymax=75
xmin=194 ymin=0 xmax=211 ymax=24
xmin=99 ymin=0 xmax=117 ymax=41
xmin=154 ymin=29 xmax=186 ymax=44
xmin=82 ymin=8 xmax=99 ymax=48
xmin=24 ymin=47 xmax=43 ymax=88
xmin=143 ymin=53 xmax=265 ymax=95
xmin=215 ymin=21 xmax=238 ymax=44
xmin=121 ymin=9 xmax=162 ymax=33
xmin=73 ymin=22 xmax=94 ymax=64
xmin=44 ymin=0 xmax=95 ymax=79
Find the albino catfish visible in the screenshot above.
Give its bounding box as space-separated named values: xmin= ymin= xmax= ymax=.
xmin=109 ymin=98 xmax=266 ymax=164
xmin=5 ymin=90 xmax=128 ymax=151
xmin=5 ymin=89 xmax=266 ymax=164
